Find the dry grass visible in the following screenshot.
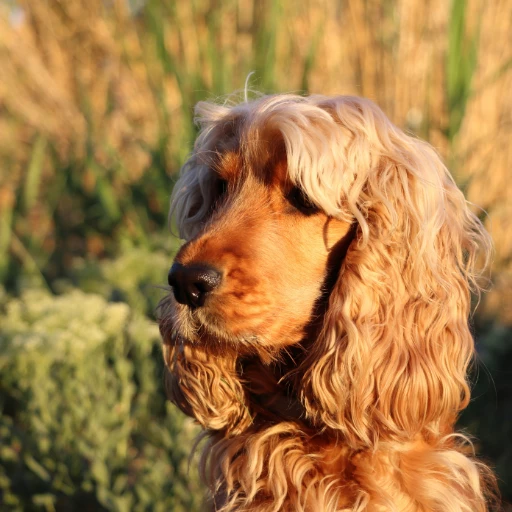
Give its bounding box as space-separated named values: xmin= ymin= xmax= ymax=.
xmin=0 ymin=0 xmax=510 ymax=321
xmin=457 ymin=0 xmax=512 ymax=323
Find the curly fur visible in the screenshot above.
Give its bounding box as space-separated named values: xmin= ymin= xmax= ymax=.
xmin=158 ymin=93 xmax=496 ymax=511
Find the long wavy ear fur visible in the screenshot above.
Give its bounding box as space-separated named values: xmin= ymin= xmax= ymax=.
xmin=295 ymin=97 xmax=491 ymax=445
xmin=293 ymin=98 xmax=493 ymax=509
xmin=170 ymin=100 xmax=242 ymax=241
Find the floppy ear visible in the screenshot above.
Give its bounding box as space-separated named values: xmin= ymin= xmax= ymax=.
xmin=170 ymin=100 xmax=241 ymax=240
xmin=297 ymin=98 xmax=491 ymax=448
xmin=159 ymin=296 xmax=252 ymax=435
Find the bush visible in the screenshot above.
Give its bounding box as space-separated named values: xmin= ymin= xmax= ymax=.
xmin=59 ymin=239 xmax=177 ymax=316
xmin=460 ymin=322 xmax=512 ymax=502
xmin=0 ymin=288 xmax=204 ymax=511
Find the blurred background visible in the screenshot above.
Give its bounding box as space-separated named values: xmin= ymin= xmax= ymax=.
xmin=0 ymin=0 xmax=510 ymax=510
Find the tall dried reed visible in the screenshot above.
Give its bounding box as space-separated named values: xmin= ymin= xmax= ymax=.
xmin=0 ymin=0 xmax=510 ymax=321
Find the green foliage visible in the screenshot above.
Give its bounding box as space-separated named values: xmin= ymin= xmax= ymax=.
xmin=58 ymin=239 xmax=179 ymax=316
xmin=446 ymin=0 xmax=480 ymax=143
xmin=0 ymin=288 xmax=204 ymax=511
xmin=460 ymin=323 xmax=512 ymax=499
xmin=0 ymin=193 xmax=14 ymax=285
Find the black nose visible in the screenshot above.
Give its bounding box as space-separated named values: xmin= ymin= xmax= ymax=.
xmin=167 ymin=263 xmax=222 ymax=309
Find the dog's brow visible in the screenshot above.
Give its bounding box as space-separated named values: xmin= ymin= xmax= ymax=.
xmin=270 ymin=160 xmax=290 ymax=188
xmin=215 ymin=151 xmax=241 ymax=181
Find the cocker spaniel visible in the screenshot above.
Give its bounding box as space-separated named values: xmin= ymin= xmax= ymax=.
xmin=158 ymin=93 xmax=495 ymax=511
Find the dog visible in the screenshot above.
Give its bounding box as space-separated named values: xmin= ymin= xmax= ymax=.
xmin=158 ymin=93 xmax=495 ymax=511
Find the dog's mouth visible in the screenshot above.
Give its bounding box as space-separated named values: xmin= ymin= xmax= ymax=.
xmin=195 ymin=308 xmax=261 ymax=347
xmin=162 ymin=296 xmax=261 ymax=351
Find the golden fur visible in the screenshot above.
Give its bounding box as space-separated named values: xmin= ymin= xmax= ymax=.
xmin=158 ymin=93 xmax=496 ymax=511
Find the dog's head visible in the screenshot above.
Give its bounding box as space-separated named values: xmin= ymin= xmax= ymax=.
xmin=159 ymin=94 xmax=490 ymax=446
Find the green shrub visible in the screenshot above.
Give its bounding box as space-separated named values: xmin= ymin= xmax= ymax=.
xmin=59 ymin=239 xmax=177 ymax=316
xmin=0 ymin=288 xmax=204 ymax=511
xmin=459 ymin=323 xmax=512 ymax=502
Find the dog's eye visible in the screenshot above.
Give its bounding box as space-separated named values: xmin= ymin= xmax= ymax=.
xmin=287 ymin=187 xmax=319 ymax=215
xmin=216 ymin=179 xmax=228 ymax=197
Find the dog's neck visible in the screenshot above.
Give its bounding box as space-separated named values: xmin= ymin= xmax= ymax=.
xmin=239 ymin=353 xmax=312 ymax=427
xmin=237 ymin=270 xmax=343 ymax=428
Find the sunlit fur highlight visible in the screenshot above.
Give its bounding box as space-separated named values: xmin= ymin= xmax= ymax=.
xmin=160 ymin=93 xmax=496 ymax=511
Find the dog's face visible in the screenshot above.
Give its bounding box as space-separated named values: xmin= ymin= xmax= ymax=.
xmin=169 ymin=151 xmax=352 ymax=360
xmin=162 ymin=94 xmax=491 ymax=445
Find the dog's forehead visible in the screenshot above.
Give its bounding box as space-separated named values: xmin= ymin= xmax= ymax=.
xmin=205 ymin=111 xmax=292 ymax=188
xmin=214 ymin=146 xmax=290 ymax=190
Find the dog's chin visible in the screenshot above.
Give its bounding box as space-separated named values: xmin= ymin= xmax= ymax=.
xmin=170 ymin=301 xmax=260 ymax=351
xmin=166 ymin=296 xmax=317 ymax=363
